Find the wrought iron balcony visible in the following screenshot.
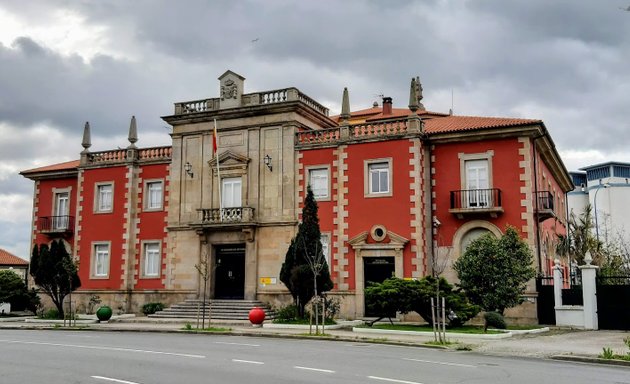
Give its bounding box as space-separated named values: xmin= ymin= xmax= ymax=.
xmin=197 ymin=207 xmax=255 ymax=225
xmin=535 ymin=191 xmax=555 ymax=221
xmin=449 ymin=189 xmax=504 ymax=218
xmin=39 ymin=216 xmax=75 ymax=234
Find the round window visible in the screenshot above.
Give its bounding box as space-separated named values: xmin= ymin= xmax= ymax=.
xmin=370 ymin=225 xmax=387 ymax=242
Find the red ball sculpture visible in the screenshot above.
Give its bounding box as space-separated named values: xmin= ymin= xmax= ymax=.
xmin=248 ymin=307 xmax=266 ymax=325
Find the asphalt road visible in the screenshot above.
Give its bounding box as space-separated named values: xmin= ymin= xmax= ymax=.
xmin=0 ymin=330 xmax=628 ymax=384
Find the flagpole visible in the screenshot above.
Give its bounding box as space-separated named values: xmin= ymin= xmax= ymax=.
xmin=214 ymin=118 xmax=223 ymax=222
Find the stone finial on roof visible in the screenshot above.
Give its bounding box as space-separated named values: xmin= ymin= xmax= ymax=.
xmin=128 ymin=116 xmax=138 ymax=149
xmin=340 ymin=87 xmax=350 ymax=123
xmin=80 ymin=121 xmax=92 ymax=166
xmin=408 ymin=77 xmax=419 ymax=113
xmin=81 ymin=122 xmax=91 ymax=153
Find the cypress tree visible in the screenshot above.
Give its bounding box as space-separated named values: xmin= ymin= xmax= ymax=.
xmin=280 ymin=185 xmax=333 ymax=317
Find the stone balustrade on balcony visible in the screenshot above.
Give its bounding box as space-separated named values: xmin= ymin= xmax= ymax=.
xmin=173 ymin=88 xmax=329 ymax=117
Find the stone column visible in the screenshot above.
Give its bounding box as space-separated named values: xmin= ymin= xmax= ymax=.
xmin=553 ymin=259 xmax=563 ymax=307
xmin=579 ymin=252 xmax=599 ymax=330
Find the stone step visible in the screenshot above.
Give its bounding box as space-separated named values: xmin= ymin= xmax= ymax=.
xmin=149 ymin=299 xmax=275 ymax=320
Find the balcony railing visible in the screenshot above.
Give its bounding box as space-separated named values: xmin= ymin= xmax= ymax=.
xmin=295 ymin=118 xmax=410 ymax=146
xmin=449 ymin=189 xmax=503 ymax=217
xmin=39 ymin=216 xmax=75 ymax=234
xmin=198 ymin=207 xmax=255 ymax=224
xmin=535 ymin=191 xmax=555 ymax=221
xmin=174 ymin=88 xmax=329 ymax=117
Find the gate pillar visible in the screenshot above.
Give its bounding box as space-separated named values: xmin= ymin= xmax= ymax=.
xmin=579 ymin=252 xmax=599 ymax=330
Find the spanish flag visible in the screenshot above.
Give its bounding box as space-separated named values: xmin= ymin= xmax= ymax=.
xmin=213 ymin=119 xmax=218 ymax=154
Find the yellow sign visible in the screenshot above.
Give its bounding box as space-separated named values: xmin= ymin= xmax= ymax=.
xmin=260 ymin=277 xmax=276 ymax=285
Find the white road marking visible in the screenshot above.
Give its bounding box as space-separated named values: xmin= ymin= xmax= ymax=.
xmin=232 ymin=359 xmax=264 ymax=365
xmin=368 ymin=376 xmax=423 ymax=384
xmin=0 ymin=339 xmax=205 ymax=359
xmin=294 ymin=366 xmax=335 ymax=373
xmin=403 ymin=358 xmax=476 ymax=368
xmin=214 ymin=341 xmax=260 ymax=347
xmin=91 ymin=376 xmax=141 ymax=384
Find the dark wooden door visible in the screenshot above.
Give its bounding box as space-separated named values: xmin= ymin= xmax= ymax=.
xmin=214 ymin=245 xmax=245 ymax=299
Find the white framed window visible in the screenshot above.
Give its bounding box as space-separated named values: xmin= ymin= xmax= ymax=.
xmin=142 ymin=241 xmax=161 ymax=278
xmin=222 ymin=177 xmax=242 ymax=208
xmin=92 ymin=242 xmax=110 ymax=278
xmin=95 ymin=183 xmax=113 ymax=213
xmin=465 ymin=159 xmax=489 ymax=207
xmin=53 ymin=190 xmax=70 ymax=230
xmin=320 ymin=233 xmax=331 ymax=269
xmin=365 ymin=159 xmax=392 ymax=197
xmin=308 ymin=167 xmax=330 ymax=200
xmin=145 ymin=180 xmax=164 ymax=210
xmin=458 ymin=151 xmax=494 ymax=209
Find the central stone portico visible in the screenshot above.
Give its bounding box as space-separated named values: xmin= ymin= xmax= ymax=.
xmin=162 ymin=70 xmax=335 ymax=306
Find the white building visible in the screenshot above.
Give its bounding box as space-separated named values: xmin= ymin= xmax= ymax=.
xmin=568 ymin=162 xmax=630 ymax=247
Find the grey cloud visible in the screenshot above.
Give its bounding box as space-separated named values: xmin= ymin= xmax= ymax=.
xmin=1 ymin=0 xmax=630 ymax=256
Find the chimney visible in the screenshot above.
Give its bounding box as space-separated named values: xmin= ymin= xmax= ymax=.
xmin=382 ymin=97 xmax=392 ymax=116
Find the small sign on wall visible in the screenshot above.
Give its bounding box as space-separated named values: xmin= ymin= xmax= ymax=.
xmin=259 ymin=277 xmax=277 ymax=286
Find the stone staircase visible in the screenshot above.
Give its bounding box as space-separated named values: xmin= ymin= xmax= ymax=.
xmin=148 ymin=299 xmax=275 ymax=321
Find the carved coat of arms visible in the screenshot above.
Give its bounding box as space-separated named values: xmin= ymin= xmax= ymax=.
xmin=221 ymin=79 xmax=238 ymax=100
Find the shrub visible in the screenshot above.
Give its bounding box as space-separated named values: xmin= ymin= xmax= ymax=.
xmin=87 ymin=295 xmax=102 ymax=314
xmin=407 ymin=276 xmax=479 ymax=327
xmin=483 ymin=311 xmax=506 ymax=331
xmin=273 ymin=303 xmax=301 ymax=323
xmin=142 ymin=302 xmax=165 ymax=315
xmin=0 ymin=270 xmax=40 ymax=312
xmin=40 ymin=308 xmax=60 ymax=319
xmin=308 ymin=296 xmax=341 ymax=321
xmin=364 ymin=277 xmax=480 ymax=326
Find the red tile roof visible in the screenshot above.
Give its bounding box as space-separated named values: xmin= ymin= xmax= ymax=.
xmin=424 ymin=115 xmax=541 ymax=133
xmin=330 ymin=104 xmax=537 ymax=134
xmin=0 ymin=248 xmax=28 ymax=266
xmin=331 ymin=107 xmax=447 ymax=122
xmin=20 ymin=160 xmax=79 ymax=174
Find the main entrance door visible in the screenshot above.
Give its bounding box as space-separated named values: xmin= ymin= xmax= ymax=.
xmin=214 ymin=245 xmax=245 ymax=299
xmin=364 ymin=256 xmax=395 ymax=317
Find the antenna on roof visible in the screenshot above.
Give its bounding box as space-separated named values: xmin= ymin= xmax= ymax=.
xmin=450 ymin=89 xmax=454 ymax=115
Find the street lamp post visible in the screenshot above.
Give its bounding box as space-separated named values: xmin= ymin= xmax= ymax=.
xmin=593 ymin=181 xmax=610 ymax=248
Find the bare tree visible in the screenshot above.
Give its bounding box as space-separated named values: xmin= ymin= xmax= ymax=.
xmin=194 ymin=242 xmax=212 ymax=329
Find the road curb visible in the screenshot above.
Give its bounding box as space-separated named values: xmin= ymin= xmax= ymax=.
xmin=551 ymin=355 xmax=630 ymax=367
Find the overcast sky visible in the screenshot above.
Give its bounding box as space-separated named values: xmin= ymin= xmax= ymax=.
xmin=1 ymin=0 xmax=629 ymax=260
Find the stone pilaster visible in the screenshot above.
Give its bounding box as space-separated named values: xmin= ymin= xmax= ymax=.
xmin=74 ymin=170 xmax=85 ymax=264
xmin=518 ymin=137 xmax=535 ymax=246
xmin=121 ymin=165 xmax=139 ymax=295
xmin=332 ymin=145 xmax=349 ymax=290
xmin=408 ymin=138 xmax=425 ymax=277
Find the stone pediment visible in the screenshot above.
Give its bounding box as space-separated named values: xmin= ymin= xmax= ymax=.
xmin=209 ymin=150 xmax=250 ymax=172
xmin=218 ymin=70 xmax=245 ymax=81
xmin=348 ymin=230 xmax=409 ymax=250
xmin=218 ymin=70 xmax=245 ymax=109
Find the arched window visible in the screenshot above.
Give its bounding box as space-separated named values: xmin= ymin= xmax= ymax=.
xmin=460 ymin=227 xmax=494 ymax=255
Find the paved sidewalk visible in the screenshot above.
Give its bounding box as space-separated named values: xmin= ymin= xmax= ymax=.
xmin=1 ymin=316 xmax=629 ymax=364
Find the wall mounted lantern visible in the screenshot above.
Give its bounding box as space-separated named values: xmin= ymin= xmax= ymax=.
xmin=264 ymin=154 xmax=273 ymax=171
xmin=184 ymin=162 xmax=194 ymax=178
